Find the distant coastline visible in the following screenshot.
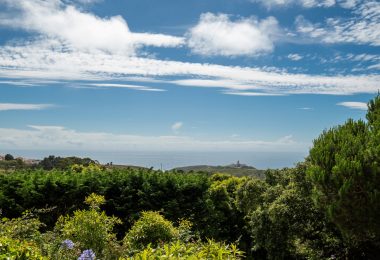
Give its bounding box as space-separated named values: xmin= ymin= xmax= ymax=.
xmin=0 ymin=150 xmax=307 ymax=170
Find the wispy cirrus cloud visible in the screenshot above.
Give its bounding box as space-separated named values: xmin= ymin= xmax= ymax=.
xmin=296 ymin=53 xmax=380 ymax=71
xmin=0 ymin=103 xmax=54 ymax=111
xmin=0 ymin=80 xmax=38 ymax=87
xmin=368 ymin=63 xmax=380 ymax=70
xmin=295 ymin=1 xmax=380 ymax=46
xmin=223 ymin=91 xmax=285 ymax=96
xmin=170 ymin=75 xmax=380 ymax=95
xmin=0 ymin=40 xmax=379 ymax=96
xmin=88 ymin=83 xmax=166 ymax=92
xmin=72 ymin=0 xmax=103 ymax=4
xmin=337 ymin=101 xmax=368 ymax=110
xmin=252 ymin=0 xmax=358 ymax=9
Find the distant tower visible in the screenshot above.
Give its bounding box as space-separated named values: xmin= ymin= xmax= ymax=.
xmin=237 ymin=160 xmax=240 ymax=167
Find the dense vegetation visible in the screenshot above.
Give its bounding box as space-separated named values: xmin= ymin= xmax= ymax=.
xmin=174 ymin=164 xmax=265 ymax=178
xmin=38 ymin=156 xmax=98 ymax=171
xmin=0 ymin=155 xmax=99 ymax=172
xmin=1 ymin=96 xmax=380 ymax=259
xmin=1 ymin=193 xmax=243 ymax=259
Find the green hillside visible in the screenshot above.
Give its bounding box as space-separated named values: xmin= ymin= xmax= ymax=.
xmin=174 ymin=162 xmax=265 ymax=178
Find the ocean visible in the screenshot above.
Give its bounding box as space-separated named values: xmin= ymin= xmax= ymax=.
xmin=2 ymin=150 xmax=307 ymax=170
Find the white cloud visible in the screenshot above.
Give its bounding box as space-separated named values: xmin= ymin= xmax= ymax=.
xmin=337 ymin=101 xmax=367 ymax=110
xmin=252 ymin=0 xmax=359 ymax=8
xmin=252 ymin=0 xmax=338 ymax=8
xmin=295 ymin=2 xmax=380 ymax=46
xmin=88 ymin=83 xmax=166 ymax=92
xmin=350 ymin=53 xmax=380 ymax=62
xmin=171 ymin=122 xmax=183 ymax=133
xmin=0 ymin=39 xmax=379 ymax=95
xmin=287 ymin=53 xmax=303 ymax=61
xmin=223 ymin=91 xmax=285 ymax=96
xmin=299 ymin=53 xmax=380 ymax=70
xmin=0 ymin=0 xmax=184 ymax=55
xmin=0 ymin=80 xmax=38 ymax=87
xmin=339 ymin=0 xmax=359 ymax=9
xmin=71 ymin=0 xmax=103 ymax=4
xmin=0 ymin=103 xmax=53 ymax=111
xmin=0 ymin=125 xmax=306 ymax=152
xmin=0 ymin=0 xmax=377 ymax=97
xmin=368 ymin=63 xmax=380 ymax=70
xmin=187 ymin=13 xmax=279 ymax=56
xmin=170 ymin=75 xmax=380 ymax=95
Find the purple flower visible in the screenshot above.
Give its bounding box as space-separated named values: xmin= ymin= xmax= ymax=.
xmin=61 ymin=239 xmax=75 ymax=250
xmin=78 ymin=249 xmax=96 ymax=260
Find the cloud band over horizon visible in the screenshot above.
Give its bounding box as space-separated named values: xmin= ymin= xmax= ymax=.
xmin=0 ymin=125 xmax=307 ymax=153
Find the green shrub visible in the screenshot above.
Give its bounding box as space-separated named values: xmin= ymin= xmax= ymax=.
xmin=71 ymin=163 xmax=104 ymax=174
xmin=128 ymin=240 xmax=244 ymax=260
xmin=123 ymin=211 xmax=179 ymax=251
xmin=0 ymin=236 xmax=45 ymax=260
xmin=0 ymin=211 xmax=43 ymax=241
xmin=177 ymin=218 xmax=196 ymax=243
xmin=55 ymin=194 xmax=121 ymax=258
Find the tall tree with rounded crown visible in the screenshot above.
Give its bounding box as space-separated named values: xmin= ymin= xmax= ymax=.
xmin=308 ymin=95 xmax=380 ymax=249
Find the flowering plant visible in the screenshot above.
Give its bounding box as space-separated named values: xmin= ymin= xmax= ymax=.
xmin=61 ymin=239 xmax=75 ymax=250
xmin=78 ymin=249 xmax=96 ymax=260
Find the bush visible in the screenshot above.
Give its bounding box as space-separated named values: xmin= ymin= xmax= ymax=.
xmin=123 ymin=211 xmax=179 ymax=251
xmin=4 ymin=154 xmax=14 ymax=161
xmin=128 ymin=240 xmax=244 ymax=259
xmin=71 ymin=163 xmax=104 ymax=173
xmin=0 ymin=236 xmax=45 ymax=260
xmin=0 ymin=211 xmax=43 ymax=241
xmin=55 ymin=194 xmax=121 ymax=258
xmin=0 ymin=211 xmax=47 ymax=259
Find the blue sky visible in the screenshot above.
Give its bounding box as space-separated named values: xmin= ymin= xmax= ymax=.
xmin=0 ymin=0 xmax=379 ymax=167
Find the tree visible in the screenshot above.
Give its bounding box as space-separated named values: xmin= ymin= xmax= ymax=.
xmin=4 ymin=154 xmax=14 ymax=161
xmin=38 ymin=156 xmax=96 ymax=170
xmin=307 ymin=95 xmax=380 ymax=251
xmin=204 ymin=175 xmax=247 ymax=244
xmin=244 ymin=165 xmax=345 ymax=259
